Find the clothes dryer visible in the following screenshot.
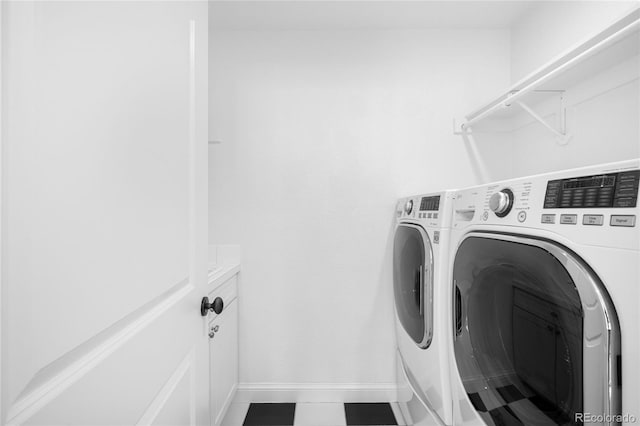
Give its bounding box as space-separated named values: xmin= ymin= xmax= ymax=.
xmin=393 ymin=191 xmax=456 ymax=425
xmin=448 ymin=160 xmax=639 ymax=426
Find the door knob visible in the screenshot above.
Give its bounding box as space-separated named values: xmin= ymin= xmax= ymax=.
xmin=201 ymin=296 xmax=224 ymax=316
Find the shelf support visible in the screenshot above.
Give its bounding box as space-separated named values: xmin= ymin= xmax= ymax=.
xmin=514 ymin=98 xmax=571 ymax=145
xmin=454 ymin=8 xmax=638 ymax=141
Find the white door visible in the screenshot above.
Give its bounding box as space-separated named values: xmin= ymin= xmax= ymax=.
xmin=1 ymin=1 xmax=209 ymax=425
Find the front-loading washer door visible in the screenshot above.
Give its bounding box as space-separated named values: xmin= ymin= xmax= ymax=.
xmin=393 ymin=223 xmax=434 ymax=349
xmin=452 ymin=233 xmax=621 ymax=426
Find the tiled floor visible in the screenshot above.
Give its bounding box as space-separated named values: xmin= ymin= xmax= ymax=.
xmin=222 ymin=402 xmax=406 ymax=425
xmin=467 ymin=380 xmax=568 ymax=426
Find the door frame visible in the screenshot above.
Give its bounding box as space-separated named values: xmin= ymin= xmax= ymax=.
xmin=1 ymin=0 xmax=5 ymax=421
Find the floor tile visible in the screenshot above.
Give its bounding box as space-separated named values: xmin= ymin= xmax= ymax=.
xmin=243 ymin=403 xmax=296 ymax=426
xmin=488 ymin=406 xmax=523 ymax=426
xmin=528 ymin=395 xmax=571 ymax=424
xmin=473 ymin=388 xmax=508 ymax=412
xmin=388 ymin=403 xmax=407 ymax=426
xmin=344 ymin=403 xmax=398 ymax=425
xmin=496 ymin=385 xmax=525 ymax=404
xmin=293 ymin=403 xmax=347 ymax=426
xmin=222 ymin=403 xmax=250 ymax=425
xmin=467 ymin=393 xmax=487 ymax=412
xmin=506 ymin=399 xmax=557 ymax=426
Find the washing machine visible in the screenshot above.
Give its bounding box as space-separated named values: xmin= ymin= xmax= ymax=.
xmin=448 ymin=159 xmax=639 ymax=426
xmin=393 ymin=191 xmax=456 ymax=425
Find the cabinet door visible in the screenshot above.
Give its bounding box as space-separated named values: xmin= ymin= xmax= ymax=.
xmin=210 ymin=300 xmax=239 ymax=425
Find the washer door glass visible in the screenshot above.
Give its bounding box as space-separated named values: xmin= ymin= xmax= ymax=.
xmin=393 ymin=224 xmax=433 ymax=348
xmin=453 ymin=234 xmax=620 ymax=426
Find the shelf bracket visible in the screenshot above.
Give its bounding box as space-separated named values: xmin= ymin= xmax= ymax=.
xmin=514 ymin=98 xmax=571 ymax=145
xmin=453 ymin=118 xmax=471 ymax=136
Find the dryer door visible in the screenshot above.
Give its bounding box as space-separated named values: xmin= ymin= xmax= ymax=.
xmin=393 ymin=224 xmax=434 ymax=349
xmin=452 ymin=233 xmax=621 ymax=426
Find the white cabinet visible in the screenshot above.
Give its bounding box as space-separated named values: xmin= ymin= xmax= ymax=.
xmin=208 ymin=274 xmax=239 ymax=426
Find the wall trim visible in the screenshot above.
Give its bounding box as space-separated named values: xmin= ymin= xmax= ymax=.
xmin=0 ymin=0 xmax=4 ymax=421
xmin=6 ymin=278 xmax=193 ymax=426
xmin=137 ymin=349 xmax=195 ymax=426
xmin=234 ymin=382 xmax=403 ymax=404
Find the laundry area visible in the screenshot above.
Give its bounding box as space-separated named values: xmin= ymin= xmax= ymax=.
xmin=1 ymin=1 xmax=638 ymax=426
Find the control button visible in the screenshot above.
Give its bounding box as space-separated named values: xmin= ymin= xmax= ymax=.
xmin=541 ymin=214 xmax=556 ymax=224
xmin=560 ymin=214 xmax=578 ymax=225
xmin=583 ymin=215 xmax=604 ymax=226
xmin=433 ymin=213 xmax=438 ymax=219
xmin=427 ymin=213 xmax=432 ymax=219
xmin=610 ymin=215 xmax=636 ymax=227
xmin=615 ymin=187 xmax=638 ymax=195
xmin=613 ymin=197 xmax=637 ymax=208
xmin=517 ymin=211 xmax=527 ymax=223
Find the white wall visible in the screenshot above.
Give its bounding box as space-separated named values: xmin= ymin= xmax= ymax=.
xmin=505 ymin=1 xmax=639 ymax=177
xmin=510 ymin=1 xmax=637 ymax=83
xmin=208 ymin=28 xmax=511 ymax=393
xmin=509 ymin=58 xmax=639 ymax=177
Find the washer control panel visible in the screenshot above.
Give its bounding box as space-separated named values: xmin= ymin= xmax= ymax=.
xmin=416 ymin=195 xmax=441 ymax=220
xmin=453 ymin=161 xmax=639 ymax=248
xmin=543 ymin=170 xmax=639 ymax=209
xmin=419 ymin=195 xmax=440 ymax=212
xmin=397 ymin=193 xmax=453 ymax=228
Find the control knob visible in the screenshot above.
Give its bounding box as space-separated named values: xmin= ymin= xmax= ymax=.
xmin=404 ymin=199 xmax=414 ymax=215
xmin=489 ymin=188 xmax=514 ymax=217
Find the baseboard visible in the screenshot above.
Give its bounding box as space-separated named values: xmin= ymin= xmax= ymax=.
xmin=234 ymin=382 xmax=404 ymax=403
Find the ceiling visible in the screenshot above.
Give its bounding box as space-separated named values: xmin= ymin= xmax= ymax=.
xmin=209 ymin=1 xmax=538 ymax=31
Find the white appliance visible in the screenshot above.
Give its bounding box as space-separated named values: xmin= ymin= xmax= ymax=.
xmin=448 ymin=160 xmax=639 ymax=426
xmin=393 ymin=191 xmax=456 ymax=425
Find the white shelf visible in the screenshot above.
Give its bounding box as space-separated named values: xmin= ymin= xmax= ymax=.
xmin=456 ymin=7 xmax=640 ymax=137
